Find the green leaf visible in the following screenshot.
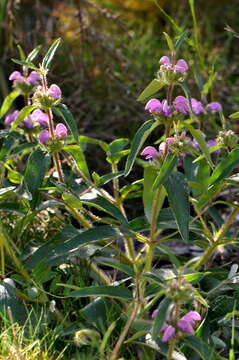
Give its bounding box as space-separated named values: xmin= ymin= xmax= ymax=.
xmin=0 ymin=91 xmax=20 ymax=118
xmin=81 ymin=193 xmax=128 ymax=227
xmin=137 ymin=79 xmax=164 ymax=102
xmin=230 ymin=111 xmax=239 ymax=119
xmin=69 ymin=285 xmax=132 ymax=300
xmin=197 ymin=183 xmax=223 ymax=210
xmin=208 ymin=149 xmax=239 ymax=185
xmin=185 ymin=124 xmax=213 ymax=168
xmin=26 ymin=45 xmax=42 ymax=62
xmin=78 ymin=135 xmax=108 ymax=152
xmin=24 ymin=148 xmax=51 ymax=209
xmin=53 ymin=104 xmax=78 ymax=142
xmin=42 ymin=38 xmax=61 ymax=69
xmin=11 ymin=59 xmax=39 ymax=71
xmin=163 ymin=32 xmax=175 ymax=51
xmin=96 ymin=171 xmax=125 ymax=187
xmin=63 ymin=144 xmax=90 ymax=179
xmin=153 ymin=154 xmax=177 ymax=190
xmin=125 ymin=120 xmax=159 ymax=176
xmin=11 ymin=105 xmax=36 ymax=130
xmin=185 ymin=336 xmax=225 ymax=360
xmin=143 ymin=166 xmax=166 ymax=223
xmin=109 ymin=138 xmax=129 ymax=154
xmin=97 ymin=259 xmax=133 ymax=276
xmin=17 ymin=45 xmax=26 ymax=61
xmin=25 ymin=225 xmax=120 ymax=268
xmin=152 ymin=297 xmax=172 ymax=340
xmin=163 ymin=172 xmax=190 ymax=242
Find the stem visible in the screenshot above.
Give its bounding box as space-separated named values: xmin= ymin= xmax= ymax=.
xmin=168 ymin=337 xmax=177 ymax=360
xmin=53 ymin=151 xmax=64 ymax=183
xmin=149 ymin=185 xmax=163 ymax=242
xmin=193 ymin=207 xmax=239 ymax=270
xmin=144 ymin=242 xmax=156 ymax=273
xmin=110 ymin=300 xmax=139 ymax=360
xmin=67 ymin=205 xmax=92 ymax=229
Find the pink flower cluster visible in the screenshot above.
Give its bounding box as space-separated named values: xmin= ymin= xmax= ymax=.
xmin=159 ymin=56 xmax=189 ymax=73
xmin=152 ymin=310 xmax=201 ymax=342
xmin=9 ymin=71 xmax=41 ymax=87
xmin=4 ymin=109 xmax=48 ymax=129
xmin=145 ymin=96 xmax=222 ymax=117
xmin=38 ymin=123 xmax=68 ymax=143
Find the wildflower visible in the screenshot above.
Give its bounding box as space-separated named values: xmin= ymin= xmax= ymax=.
xmin=140 ymin=146 xmax=159 ymax=159
xmin=31 ymin=109 xmax=48 ymax=126
xmin=206 ymin=102 xmax=222 ymax=113
xmin=174 ymin=59 xmax=189 ymax=73
xmin=162 ymin=99 xmax=171 ymax=116
xmin=145 ymin=99 xmax=162 ymax=114
xmin=21 ymin=116 xmax=33 ymax=129
xmin=9 ymin=71 xmax=24 ymax=83
xmin=55 ymin=123 xmax=68 ymax=138
xmin=38 ymin=129 xmax=50 ymax=143
xmin=173 ymin=96 xmax=189 ymax=114
xmin=27 ymin=71 xmax=41 ymax=85
xmin=4 ymin=110 xmax=19 ymax=125
xmin=159 ymin=56 xmax=171 ymax=65
xmin=166 ymin=137 xmax=177 ymax=144
xmin=48 ymin=84 xmax=62 ymax=99
xmin=191 ymin=98 xmax=204 ymax=114
xmin=161 ymin=311 xmax=201 ymax=342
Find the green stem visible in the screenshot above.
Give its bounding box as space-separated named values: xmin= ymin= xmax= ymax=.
xmin=168 ymin=337 xmax=177 ymax=360
xmin=149 ymin=185 xmax=163 ymax=242
xmin=144 ymin=243 xmax=156 ymax=273
xmin=67 ymin=205 xmax=92 ymax=229
xmin=193 ymin=207 xmax=239 ymax=270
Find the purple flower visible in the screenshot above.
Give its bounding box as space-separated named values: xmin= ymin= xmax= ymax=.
xmin=4 ymin=110 xmax=19 ymax=125
xmin=159 ymin=56 xmax=171 ymax=65
xmin=162 ymin=325 xmax=176 ymax=342
xmin=174 ymin=59 xmax=188 ymax=73
xmin=206 ymin=139 xmax=220 ymax=154
xmin=9 ymin=71 xmax=23 ymax=82
xmin=145 ymin=99 xmax=162 ymax=114
xmin=55 ymin=123 xmax=68 ymax=138
xmin=166 ymin=137 xmax=176 ymax=145
xmin=162 ymin=99 xmax=171 ymax=116
xmin=22 ymin=116 xmax=33 ymax=129
xmin=38 ymin=129 xmax=50 ymax=143
xmin=140 ymin=146 xmax=159 ymax=159
xmin=173 ymin=96 xmax=189 ymax=114
xmin=31 ymin=109 xmax=48 ymax=126
xmin=178 ymin=311 xmax=201 ymax=335
xmin=191 ymin=98 xmax=204 ymax=114
xmin=206 ymin=102 xmax=222 ymax=113
xmin=48 ymin=84 xmax=62 ymax=99
xmin=27 ymin=71 xmax=41 ymax=85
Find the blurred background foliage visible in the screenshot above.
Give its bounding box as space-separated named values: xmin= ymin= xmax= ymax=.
xmin=1 ymin=0 xmax=239 ymax=140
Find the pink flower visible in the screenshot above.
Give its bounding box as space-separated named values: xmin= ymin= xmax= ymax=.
xmin=9 ymin=71 xmax=23 ymax=82
xmin=48 ymin=84 xmax=62 ymax=99
xmin=166 ymin=137 xmax=176 ymax=144
xmin=173 ymin=96 xmax=189 ymax=114
xmin=206 ymin=102 xmax=222 ymax=113
xmin=178 ymin=311 xmax=201 ymax=335
xmin=162 ymin=99 xmax=171 ymax=116
xmin=31 ymin=109 xmax=48 ymax=126
xmin=55 ymin=123 xmax=68 ymax=138
xmin=38 ymin=129 xmax=50 ymax=143
xmin=174 ymin=59 xmax=189 ymax=73
xmin=27 ymin=71 xmax=41 ymax=85
xmin=145 ymin=99 xmax=162 ymax=114
xmin=21 ymin=116 xmax=33 ymax=129
xmin=140 ymin=146 xmax=159 ymax=159
xmin=162 ymin=325 xmax=176 ymax=342
xmin=191 ymin=98 xmax=204 ymax=114
xmin=4 ymin=110 xmax=19 ymax=125
xmin=159 ymin=56 xmax=171 ymax=65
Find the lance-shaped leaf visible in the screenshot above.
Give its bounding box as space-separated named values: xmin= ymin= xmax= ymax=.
xmin=163 ymin=172 xmax=190 ymax=242
xmin=125 ymin=119 xmax=159 ymax=176
xmin=63 ymin=144 xmax=90 ymax=179
xmin=11 ymin=59 xmax=39 ymax=71
xmin=0 ymin=91 xmax=20 ymax=118
xmin=69 ymin=285 xmax=132 ymax=300
xmin=96 ymin=259 xmax=134 ymax=276
xmin=208 ymin=149 xmax=239 ymax=185
xmin=153 ymin=154 xmax=177 ymax=190
xmin=24 ymin=148 xmax=51 ymax=209
xmin=26 ymin=45 xmax=42 ymax=62
xmin=137 ymin=79 xmax=164 ymax=102
xmin=53 ymin=104 xmax=78 ymax=142
xmin=42 ymin=38 xmax=61 ymax=70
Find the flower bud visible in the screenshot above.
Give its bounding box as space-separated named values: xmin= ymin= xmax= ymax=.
xmin=140 ymin=146 xmax=159 ymax=159
xmin=191 ymin=98 xmax=204 ymax=114
xmin=27 ymin=71 xmax=41 ymax=86
xmin=4 ymin=110 xmax=19 ymax=126
xmin=55 ymin=123 xmax=68 ymax=138
xmin=174 ymin=59 xmax=188 ymax=73
xmin=31 ymin=109 xmax=48 ymax=126
xmin=48 ymin=84 xmax=62 ymax=99
xmin=173 ymin=96 xmax=189 ymax=114
xmin=145 ymin=99 xmax=162 ymax=114
xmin=206 ymin=101 xmax=222 ymax=113
xmin=38 ymin=129 xmax=50 ymax=143
xmin=216 ymin=130 xmax=238 ymax=148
